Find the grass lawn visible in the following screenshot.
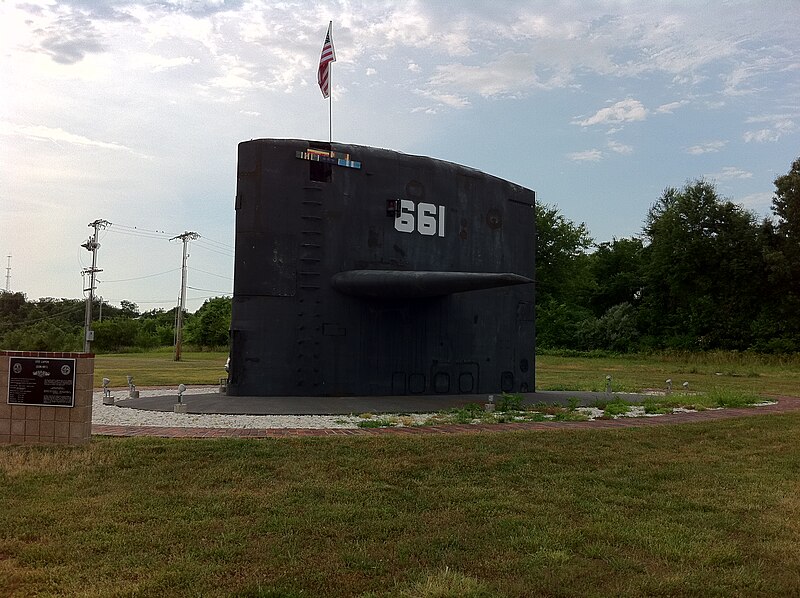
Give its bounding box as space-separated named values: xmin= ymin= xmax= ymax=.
xmin=93 ymin=350 xmax=229 ymax=388
xmin=536 ymin=351 xmax=800 ymax=397
xmin=2 ymin=416 xmax=800 ymax=596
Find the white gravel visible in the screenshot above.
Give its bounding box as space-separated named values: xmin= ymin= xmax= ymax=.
xmin=92 ymin=387 xmax=777 ymax=430
xmin=92 ymin=387 xmax=367 ymax=429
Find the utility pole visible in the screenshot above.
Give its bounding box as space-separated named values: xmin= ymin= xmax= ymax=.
xmin=81 ymin=219 xmax=109 ymax=353
xmin=170 ymin=231 xmax=199 ymax=361
xmin=4 ymin=255 xmax=10 ymax=292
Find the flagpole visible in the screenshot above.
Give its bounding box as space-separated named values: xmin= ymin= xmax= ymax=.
xmin=319 ymin=20 xmax=335 ymax=152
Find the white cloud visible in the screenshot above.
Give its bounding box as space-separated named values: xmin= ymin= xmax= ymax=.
xmin=607 ymin=140 xmax=633 ymax=154
xmin=686 ymin=141 xmax=727 ymax=155
xmin=139 ymin=54 xmax=198 ymax=73
xmin=365 ymin=67 xmax=377 ymax=76
xmin=413 ymin=89 xmax=470 ymax=109
xmin=0 ymin=121 xmax=136 ymax=153
xmin=411 ymin=106 xmax=438 ymax=115
xmin=568 ymin=149 xmax=603 ymax=162
xmin=573 ymin=99 xmax=648 ymax=127
xmin=738 ymin=192 xmax=773 ymax=212
xmin=427 ymin=52 xmax=571 ymax=98
xmin=743 ymin=118 xmax=796 ymax=143
xmin=407 ymin=61 xmax=421 ymax=72
xmin=743 ymin=129 xmax=778 ymax=143
xmin=707 ymin=166 xmax=753 ymax=180
xmin=745 ymin=113 xmax=798 ymax=124
xmin=656 ymin=100 xmax=689 ymax=114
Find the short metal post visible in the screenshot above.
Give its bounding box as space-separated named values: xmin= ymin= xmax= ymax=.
xmin=174 ymin=383 xmax=188 ymax=413
xmin=102 ymin=377 xmax=114 ymax=405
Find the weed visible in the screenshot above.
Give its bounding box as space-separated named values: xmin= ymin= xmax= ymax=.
xmin=705 ymin=388 xmax=762 ymax=408
xmin=523 ymin=412 xmax=549 ymax=422
xmin=567 ymin=396 xmax=580 ymax=411
xmin=643 ymin=399 xmax=673 ymax=415
xmin=537 ymin=404 xmax=569 ymax=416
xmin=602 ymin=398 xmax=631 ymax=417
xmin=496 ymin=393 xmax=523 ymax=412
xmin=398 ymin=567 xmax=497 ymax=598
xmin=552 ymin=410 xmax=590 ymax=422
xmin=442 ymin=403 xmax=483 ymax=424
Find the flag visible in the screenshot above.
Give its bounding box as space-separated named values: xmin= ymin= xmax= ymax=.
xmin=317 ymin=21 xmax=336 ymax=99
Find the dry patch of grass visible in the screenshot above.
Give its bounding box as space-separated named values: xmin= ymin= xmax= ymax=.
xmin=0 ymin=445 xmax=111 ymax=477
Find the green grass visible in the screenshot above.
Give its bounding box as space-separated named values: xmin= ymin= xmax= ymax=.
xmin=94 ymin=350 xmax=229 ymax=388
xmin=536 ymin=350 xmax=800 ymax=396
xmin=3 ymin=415 xmax=800 ymax=596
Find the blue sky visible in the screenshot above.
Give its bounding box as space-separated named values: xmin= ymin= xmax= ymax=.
xmin=2 ymin=0 xmax=799 ymax=312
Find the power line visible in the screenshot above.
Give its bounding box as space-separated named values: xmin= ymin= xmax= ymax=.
xmin=193 ymin=235 xmax=233 ymax=250
xmin=100 ymin=268 xmax=181 ymax=283
xmin=191 ymin=242 xmax=234 ymax=258
xmin=108 ymin=223 xmax=176 ymax=237
xmin=188 ymin=294 xmax=230 ymax=301
xmin=187 ymin=266 xmax=233 ymax=280
xmin=186 ymin=285 xmax=232 ymax=294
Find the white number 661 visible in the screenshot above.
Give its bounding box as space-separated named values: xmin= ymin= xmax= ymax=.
xmin=394 ymin=199 xmax=445 ymax=237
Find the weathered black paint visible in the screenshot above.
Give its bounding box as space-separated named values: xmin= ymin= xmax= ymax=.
xmin=229 ymin=139 xmax=535 ymax=397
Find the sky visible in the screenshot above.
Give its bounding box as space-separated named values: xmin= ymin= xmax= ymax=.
xmin=2 ymin=0 xmax=799 ymax=313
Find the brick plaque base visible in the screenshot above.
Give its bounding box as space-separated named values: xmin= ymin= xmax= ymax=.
xmin=1 ymin=351 xmax=94 ymax=446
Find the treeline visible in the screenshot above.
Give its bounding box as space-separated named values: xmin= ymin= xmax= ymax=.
xmin=1 ymin=158 xmax=798 ymax=354
xmin=537 ymin=157 xmax=800 ymax=353
xmin=0 ymin=294 xmax=231 ymax=353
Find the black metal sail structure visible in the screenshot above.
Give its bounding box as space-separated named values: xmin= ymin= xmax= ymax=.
xmin=229 ymin=139 xmax=535 ymax=398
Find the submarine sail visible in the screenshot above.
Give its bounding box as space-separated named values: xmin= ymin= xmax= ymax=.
xmin=228 ymin=139 xmax=535 ymax=397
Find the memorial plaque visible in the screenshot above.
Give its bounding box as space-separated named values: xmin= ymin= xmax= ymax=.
xmin=7 ymin=357 xmax=76 ymax=407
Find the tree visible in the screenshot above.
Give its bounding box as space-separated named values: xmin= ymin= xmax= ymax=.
xmin=534 ymin=203 xmax=595 ymax=349
xmin=119 ymin=300 xmax=140 ymax=318
xmin=640 ymin=180 xmax=764 ymax=349
xmin=588 ymin=237 xmax=645 ymax=317
xmin=92 ymin=318 xmax=140 ymax=352
xmin=772 ymin=157 xmax=800 ymax=239
xmin=535 ymin=203 xmax=594 ymax=304
xmin=753 ymin=157 xmax=800 ymax=351
xmin=184 ymin=297 xmax=231 ymax=348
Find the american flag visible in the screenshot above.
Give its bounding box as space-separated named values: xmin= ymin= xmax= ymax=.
xmin=317 ymin=22 xmax=336 ymax=98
